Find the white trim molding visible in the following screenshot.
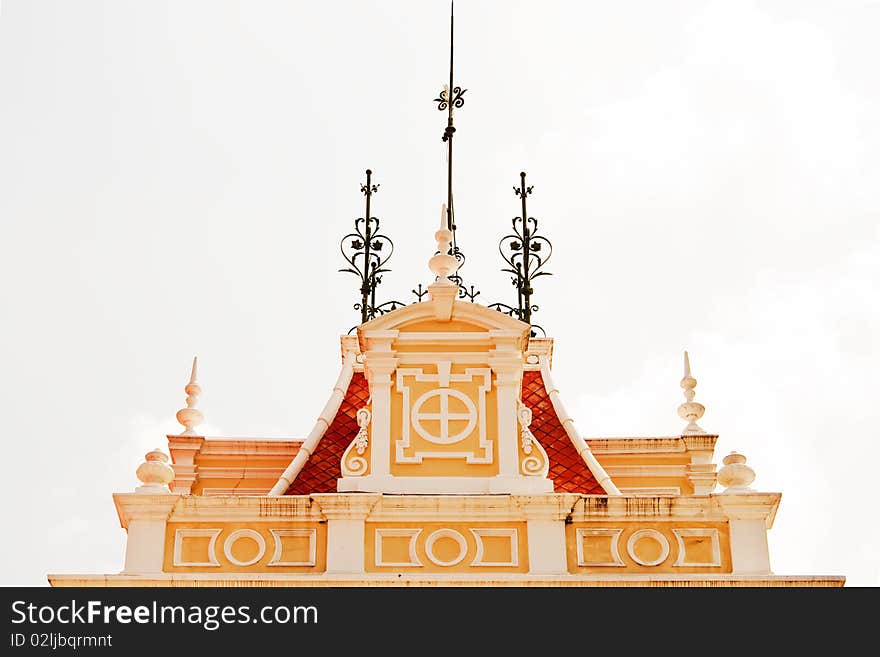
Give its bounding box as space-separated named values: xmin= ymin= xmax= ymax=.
xmin=268 ymin=529 xmax=317 ymax=567
xmin=626 ymin=529 xmax=670 ymax=567
xmin=375 ymin=528 xmax=422 ymax=567
xmin=268 ymin=351 xmax=357 ymax=495
xmin=395 ymin=366 xmax=493 ymax=465
xmin=424 ymin=529 xmax=468 ymax=567
xmin=618 ymin=486 xmax=681 ymax=496
xmin=338 ymin=474 xmax=552 ymax=494
xmin=471 ymin=528 xmax=519 ymax=567
xmin=672 ymin=528 xmax=721 ymax=567
xmin=223 ymin=529 xmax=266 ymax=567
xmin=575 ymin=528 xmax=625 ymax=567
xmin=172 ymin=528 xmax=221 ymax=568
xmin=538 ymin=356 xmax=620 ymax=495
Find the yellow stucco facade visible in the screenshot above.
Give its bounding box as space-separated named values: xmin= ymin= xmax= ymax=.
xmin=49 ymin=293 xmax=842 ymax=587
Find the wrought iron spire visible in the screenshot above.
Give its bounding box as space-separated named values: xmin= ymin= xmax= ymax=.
xmin=489 ymin=171 xmax=553 ymax=336
xmin=339 ymin=169 xmax=403 ymax=326
xmin=433 ymin=1 xmax=480 ymax=302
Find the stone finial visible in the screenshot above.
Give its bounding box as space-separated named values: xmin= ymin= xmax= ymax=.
xmin=135 ymin=449 xmax=175 ymax=493
xmin=717 ymin=451 xmax=756 ymax=493
xmin=175 ymin=356 xmax=204 ymax=436
xmin=428 ymin=203 xmax=459 ymax=285
xmin=677 ymin=350 xmax=706 ymax=434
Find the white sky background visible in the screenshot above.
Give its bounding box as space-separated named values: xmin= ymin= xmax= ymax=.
xmin=0 ymin=0 xmax=877 ymax=585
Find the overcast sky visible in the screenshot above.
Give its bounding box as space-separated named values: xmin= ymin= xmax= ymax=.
xmin=1 ymin=0 xmax=877 ymax=586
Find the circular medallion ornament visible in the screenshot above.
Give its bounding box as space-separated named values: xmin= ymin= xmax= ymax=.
xmin=424 ymin=529 xmax=468 ymax=567
xmin=223 ymin=529 xmax=267 ymax=567
xmin=411 ymin=388 xmax=477 ymax=445
xmin=626 ymin=529 xmax=670 ymax=567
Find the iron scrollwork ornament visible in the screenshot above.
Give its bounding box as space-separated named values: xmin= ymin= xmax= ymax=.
xmin=434 ymin=84 xmax=467 ymax=113
xmin=339 ymin=169 xmax=403 ymax=328
xmin=488 ymin=172 xmax=553 ymax=337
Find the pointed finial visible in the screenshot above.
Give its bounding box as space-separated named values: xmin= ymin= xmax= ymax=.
xmin=430 ymin=1 xmax=479 ymax=303
xmin=677 ymin=350 xmax=706 ymax=433
xmin=717 ymin=451 xmax=756 ymax=493
xmin=175 ymin=356 xmax=204 ymax=436
xmin=135 ymin=448 xmax=175 ymax=494
xmin=428 ymin=203 xmax=459 ymax=284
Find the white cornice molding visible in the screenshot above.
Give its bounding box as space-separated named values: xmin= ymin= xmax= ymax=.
xmin=113 ymin=494 xmax=182 ymax=530
xmin=337 ymin=475 xmax=553 ymax=495
xmin=395 ymin=353 xmax=495 ymax=365
xmin=603 ymin=465 xmax=689 ymax=478
xmin=358 ymin=298 xmax=529 ymax=333
xmin=512 ymin=493 xmax=580 ymax=521
xmin=133 ymin=492 xmax=781 ymax=527
xmin=524 ymin=338 xmax=553 ymax=370
xmin=48 ymin=573 xmax=846 ymax=587
xmin=196 ymin=440 xmax=301 ymax=454
xmin=587 ymin=437 xmax=686 ymax=453
xmin=680 ymin=434 xmax=719 ymax=451
xmin=568 ymin=493 xmax=781 ymax=525
xmin=394 ymin=331 xmax=492 ymax=343
xmin=311 ymin=493 xmax=382 ymax=519
xmin=200 ymin=487 xmax=270 ymax=496
xmin=165 ymin=495 xmax=323 ymax=522
xmin=195 ymin=466 xmax=289 ymax=479
xmin=366 ymin=494 xmax=527 ymax=522
xmin=716 ymin=492 xmax=782 ymax=528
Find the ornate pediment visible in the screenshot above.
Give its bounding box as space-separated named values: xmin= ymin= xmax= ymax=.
xmin=337 ymin=288 xmax=549 ymax=494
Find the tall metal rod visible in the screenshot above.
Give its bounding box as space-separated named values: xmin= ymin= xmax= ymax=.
xmin=444 ymin=3 xmax=456 ymax=240
xmin=431 ymin=2 xmax=479 ymax=301
xmin=361 ymin=169 xmax=374 ymax=324
xmin=519 ymin=171 xmax=531 ymax=323
xmin=433 ymin=2 xmax=477 ymax=299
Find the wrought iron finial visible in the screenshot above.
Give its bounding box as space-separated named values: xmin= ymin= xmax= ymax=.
xmin=412 ymin=283 xmax=429 ymax=302
xmin=488 ymin=171 xmax=553 ymax=336
xmin=339 ymin=169 xmax=403 ymax=326
xmin=432 ymin=1 xmax=480 ymax=302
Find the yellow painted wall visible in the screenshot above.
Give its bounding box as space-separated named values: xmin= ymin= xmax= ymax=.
xmin=163 ymin=522 xmax=326 ymax=573
xmin=365 ymin=522 xmax=529 ymax=573
xmin=612 ymin=477 xmax=694 ymax=495
xmin=397 ymin=319 xmax=486 ymax=333
xmin=566 ymin=521 xmax=731 ymax=574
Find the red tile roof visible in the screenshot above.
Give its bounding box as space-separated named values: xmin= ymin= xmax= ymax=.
xmin=285 ymin=372 xmax=370 ymax=495
xmin=522 ymin=370 xmax=605 ymax=494
xmin=286 ymin=370 xmax=604 ymax=495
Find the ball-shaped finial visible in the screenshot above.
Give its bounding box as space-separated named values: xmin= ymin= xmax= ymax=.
xmin=135 ymin=449 xmax=175 ymax=493
xmin=717 ymin=451 xmax=756 ymax=493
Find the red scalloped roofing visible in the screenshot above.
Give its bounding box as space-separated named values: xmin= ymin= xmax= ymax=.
xmin=522 ymin=370 xmax=605 ymax=494
xmin=285 ymin=370 xmax=604 ymax=495
xmin=285 ymin=372 xmax=370 ymax=495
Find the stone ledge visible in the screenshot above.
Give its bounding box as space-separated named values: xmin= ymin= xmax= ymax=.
xmin=48 ymin=573 xmax=845 ymax=588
